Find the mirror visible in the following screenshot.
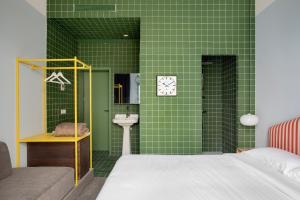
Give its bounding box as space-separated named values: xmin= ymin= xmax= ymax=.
xmin=114 ymin=73 xmax=140 ymax=104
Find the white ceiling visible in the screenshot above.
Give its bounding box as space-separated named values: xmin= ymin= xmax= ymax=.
xmin=25 ymin=0 xmax=46 ymax=16
xmin=256 ymin=0 xmax=276 ymax=15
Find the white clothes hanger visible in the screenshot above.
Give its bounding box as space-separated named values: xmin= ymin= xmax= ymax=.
xmin=45 ymin=71 xmax=71 ymax=91
xmin=45 ymin=72 xmax=57 ymax=82
xmin=56 ymin=72 xmax=71 ymax=85
xmin=45 ymin=72 xmax=71 ymax=85
xmin=48 ymin=75 xmax=65 ymax=84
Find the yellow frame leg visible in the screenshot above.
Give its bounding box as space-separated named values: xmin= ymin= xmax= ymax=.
xmin=16 ymin=58 xmax=20 ymax=167
xmin=89 ymin=67 xmax=93 ymax=169
xmin=74 ymin=57 xmax=78 ymax=186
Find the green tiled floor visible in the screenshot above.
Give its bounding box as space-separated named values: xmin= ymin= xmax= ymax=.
xmin=93 ymin=151 xmax=119 ymax=177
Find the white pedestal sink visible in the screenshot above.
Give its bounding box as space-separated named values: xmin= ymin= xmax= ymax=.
xmin=113 ymin=114 xmax=138 ymax=155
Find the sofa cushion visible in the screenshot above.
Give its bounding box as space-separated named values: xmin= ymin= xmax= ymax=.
xmin=0 ymin=141 xmax=12 ymax=180
xmin=0 ymin=167 xmax=74 ymax=200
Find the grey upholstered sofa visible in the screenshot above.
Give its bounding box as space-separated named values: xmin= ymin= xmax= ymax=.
xmin=0 ymin=141 xmax=74 ymax=200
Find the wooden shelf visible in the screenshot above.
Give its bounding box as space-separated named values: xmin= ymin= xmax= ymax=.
xmin=19 ymin=133 xmax=90 ymax=143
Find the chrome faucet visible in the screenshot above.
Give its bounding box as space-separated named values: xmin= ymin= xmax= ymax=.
xmin=126 ymin=105 xmax=130 ymax=117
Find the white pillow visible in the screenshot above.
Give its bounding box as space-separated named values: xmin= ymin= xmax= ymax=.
xmin=242 ymin=147 xmax=300 ymax=174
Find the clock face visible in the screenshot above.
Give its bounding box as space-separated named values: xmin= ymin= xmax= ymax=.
xmin=157 ymin=76 xmax=177 ymax=96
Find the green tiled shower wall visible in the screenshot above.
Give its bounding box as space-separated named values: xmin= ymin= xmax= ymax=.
xmin=47 ymin=20 xmax=77 ymax=132
xmin=202 ymin=56 xmax=237 ymax=153
xmin=202 ymin=63 xmax=223 ymax=152
xmin=47 ymin=0 xmax=255 ymax=154
xmin=78 ymin=40 xmax=140 ymax=155
xmin=222 ymin=57 xmax=237 ymax=153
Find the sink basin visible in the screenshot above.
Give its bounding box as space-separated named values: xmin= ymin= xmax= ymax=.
xmin=113 ymin=114 xmax=138 ymax=155
xmin=113 ymin=114 xmax=138 ymax=126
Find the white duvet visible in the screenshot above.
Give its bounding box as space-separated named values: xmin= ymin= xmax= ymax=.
xmin=97 ymin=154 xmax=300 ymax=200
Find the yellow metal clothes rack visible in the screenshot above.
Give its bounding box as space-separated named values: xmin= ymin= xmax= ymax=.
xmin=15 ymin=57 xmax=93 ymax=186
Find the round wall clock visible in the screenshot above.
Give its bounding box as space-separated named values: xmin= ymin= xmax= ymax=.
xmin=157 ymin=75 xmax=177 ymax=96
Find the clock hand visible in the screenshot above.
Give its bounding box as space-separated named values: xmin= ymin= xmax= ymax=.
xmin=159 ymin=80 xmax=167 ymax=86
xmin=166 ymin=81 xmax=175 ymax=86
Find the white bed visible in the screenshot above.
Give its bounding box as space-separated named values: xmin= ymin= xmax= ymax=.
xmin=97 ymin=153 xmax=300 ymax=200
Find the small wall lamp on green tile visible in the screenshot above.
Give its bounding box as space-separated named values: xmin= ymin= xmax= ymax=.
xmin=240 ymin=114 xmax=259 ymax=126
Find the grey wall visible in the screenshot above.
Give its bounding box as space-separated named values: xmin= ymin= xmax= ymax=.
xmin=256 ymin=0 xmax=300 ymax=147
xmin=0 ymin=0 xmax=46 ymax=166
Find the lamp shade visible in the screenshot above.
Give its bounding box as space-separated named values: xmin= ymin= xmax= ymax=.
xmin=240 ymin=113 xmax=259 ymax=126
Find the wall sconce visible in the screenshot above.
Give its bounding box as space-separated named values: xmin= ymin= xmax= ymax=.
xmin=240 ymin=113 xmax=259 ymax=126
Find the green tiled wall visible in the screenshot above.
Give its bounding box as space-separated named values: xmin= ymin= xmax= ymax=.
xmin=47 ymin=0 xmax=255 ymax=154
xmin=202 ymin=64 xmax=223 ymax=152
xmin=222 ymin=57 xmax=237 ymax=153
xmin=78 ymin=39 xmax=140 ymax=155
xmin=47 ymin=20 xmax=77 ymax=132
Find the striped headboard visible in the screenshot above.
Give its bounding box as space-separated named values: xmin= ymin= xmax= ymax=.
xmin=269 ymin=117 xmax=300 ymax=155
